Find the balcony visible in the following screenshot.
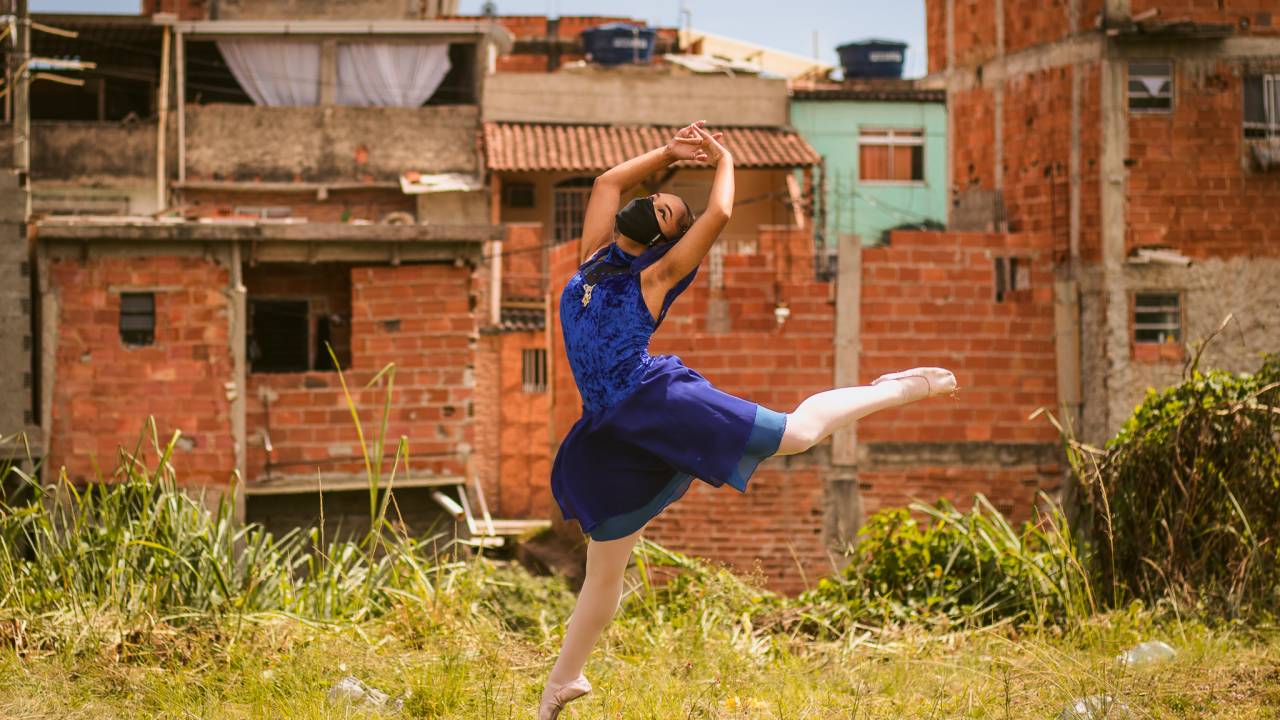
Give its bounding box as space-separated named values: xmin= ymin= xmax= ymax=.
xmin=183 ymin=103 xmax=479 ymax=183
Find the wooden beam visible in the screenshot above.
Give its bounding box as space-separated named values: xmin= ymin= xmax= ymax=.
xmin=831 ymin=233 xmax=861 ymax=466
xmin=155 ymin=25 xmax=171 ymax=212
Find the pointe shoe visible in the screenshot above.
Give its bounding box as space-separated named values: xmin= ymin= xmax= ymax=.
xmin=871 ymin=367 xmax=959 ymax=400
xmin=538 ymin=674 xmax=592 ymax=720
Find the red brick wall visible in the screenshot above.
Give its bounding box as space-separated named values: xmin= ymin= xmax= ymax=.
xmin=48 ymin=256 xmax=235 ymax=487
xmin=926 ymin=0 xmax=947 ymax=74
xmin=953 ymin=0 xmax=1000 ymax=68
xmin=183 ymin=189 xmax=414 ymax=225
xmin=1127 ymin=62 xmax=1280 ymax=259
xmin=245 ymin=263 xmax=477 ymax=483
xmin=857 ymin=230 xmax=1061 ymax=520
xmin=952 ymin=86 xmax=997 ymax=191
xmin=495 ymin=330 xmax=553 ymax=517
xmin=502 ymin=222 xmax=545 ymax=299
xmin=859 ymin=231 xmax=1059 ymax=445
xmin=548 ymin=228 xmax=836 ymax=593
xmin=859 ymin=467 xmax=1050 ymax=519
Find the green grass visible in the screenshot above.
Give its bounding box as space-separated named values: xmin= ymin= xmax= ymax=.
xmin=1 ymin=598 xmax=1277 ymax=719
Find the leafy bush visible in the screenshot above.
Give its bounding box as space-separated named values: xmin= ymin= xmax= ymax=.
xmin=1070 ymin=354 xmax=1280 ymax=615
xmin=798 ymin=495 xmax=1094 ymax=633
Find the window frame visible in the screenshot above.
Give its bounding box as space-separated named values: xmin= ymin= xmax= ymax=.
xmin=1127 ymin=59 xmax=1175 ymax=115
xmin=1131 ymin=290 xmax=1185 ymax=363
xmin=552 ymin=177 xmax=594 ymax=245
xmin=856 ymin=127 xmax=926 ymax=186
xmin=521 ymin=347 xmax=548 ymax=393
xmin=119 ymin=291 xmax=156 ymax=347
xmin=1244 ymin=72 xmax=1280 ymax=139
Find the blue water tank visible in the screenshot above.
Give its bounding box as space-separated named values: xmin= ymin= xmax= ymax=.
xmin=581 ymin=22 xmax=657 ymax=65
xmin=837 ymin=39 xmax=908 ymax=79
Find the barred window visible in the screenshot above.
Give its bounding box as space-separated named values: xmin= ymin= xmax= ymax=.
xmin=553 ymin=177 xmax=593 ymax=244
xmin=1244 ymin=73 xmax=1280 ymax=139
xmin=522 ymin=348 xmax=547 ymax=393
xmin=1134 ymin=292 xmax=1182 ymax=344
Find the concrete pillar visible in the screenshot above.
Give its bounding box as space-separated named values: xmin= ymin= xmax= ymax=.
xmin=832 ymin=233 xmax=861 ymax=466
xmin=1098 ymin=52 xmax=1129 ymax=442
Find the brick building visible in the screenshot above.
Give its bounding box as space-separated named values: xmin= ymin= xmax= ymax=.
xmin=9 ymin=0 xmax=1243 ymax=596
xmin=925 ymin=0 xmax=1280 ymax=445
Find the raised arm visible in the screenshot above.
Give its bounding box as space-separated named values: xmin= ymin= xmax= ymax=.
xmin=576 ymin=122 xmax=708 ymax=265
xmin=644 ymin=127 xmax=734 ymax=289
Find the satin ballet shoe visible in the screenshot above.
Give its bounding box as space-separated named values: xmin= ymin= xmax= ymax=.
xmin=538 ymin=674 xmax=592 ymax=720
xmin=872 ymin=368 xmax=959 ymax=399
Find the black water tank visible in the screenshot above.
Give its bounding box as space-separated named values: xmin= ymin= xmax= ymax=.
xmin=837 ymin=39 xmax=908 ymax=79
xmin=581 ymin=22 xmax=657 ymax=65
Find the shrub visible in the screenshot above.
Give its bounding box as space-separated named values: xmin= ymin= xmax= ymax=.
xmin=1070 ymin=354 xmax=1280 ymax=615
xmin=799 ymin=495 xmax=1094 ymax=633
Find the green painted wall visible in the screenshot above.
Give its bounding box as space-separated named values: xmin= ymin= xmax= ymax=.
xmin=790 ymin=99 xmax=948 ymax=245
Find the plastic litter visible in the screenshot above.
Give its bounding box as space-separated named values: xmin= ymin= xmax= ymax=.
xmin=1057 ymin=695 xmax=1133 ymax=720
xmin=1118 ymin=640 xmax=1177 ymax=666
xmin=327 ymin=675 xmax=406 ymax=714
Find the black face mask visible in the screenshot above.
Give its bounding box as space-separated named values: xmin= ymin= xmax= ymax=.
xmin=615 ymin=197 xmax=665 ymax=247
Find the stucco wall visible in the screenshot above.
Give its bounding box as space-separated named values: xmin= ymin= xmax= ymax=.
xmin=790 ymin=99 xmax=948 ymax=244
xmin=1083 ymin=257 xmax=1280 ymax=442
xmin=482 ymin=68 xmax=788 ymax=127
xmin=184 ymin=104 xmax=479 ymax=182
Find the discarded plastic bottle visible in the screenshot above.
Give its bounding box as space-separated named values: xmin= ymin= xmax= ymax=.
xmin=327 ymin=675 xmax=405 ymax=713
xmin=1118 ymin=640 xmax=1176 ymax=666
xmin=1057 ymin=695 xmax=1132 ymax=720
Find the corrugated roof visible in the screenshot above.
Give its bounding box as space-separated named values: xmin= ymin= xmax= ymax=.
xmin=483 ymin=122 xmax=821 ymax=172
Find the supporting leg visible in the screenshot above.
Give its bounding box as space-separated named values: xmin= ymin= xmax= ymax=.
xmin=540 ymin=523 xmax=645 ymax=719
xmin=774 ymin=367 xmax=956 ymax=456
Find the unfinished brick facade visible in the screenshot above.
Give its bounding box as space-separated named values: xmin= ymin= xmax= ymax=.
xmin=858 ymin=231 xmax=1062 ymax=518
xmin=929 ymin=0 xmax=1280 ymax=445
xmin=47 ymin=255 xmax=236 ymax=487
xmin=245 ymin=262 xmax=478 ymax=485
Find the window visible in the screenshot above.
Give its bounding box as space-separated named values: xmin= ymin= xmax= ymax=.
xmin=503 ymin=181 xmax=536 ymax=208
xmin=1133 ymin=292 xmax=1182 ymax=344
xmin=1128 ymin=61 xmax=1173 ymax=113
xmin=858 ymin=128 xmax=924 ymax=182
xmin=1244 ymin=73 xmax=1280 ymax=139
xmin=248 ymin=299 xmax=310 ymax=373
xmin=119 ymin=292 xmax=155 ymax=346
xmin=993 ymin=256 xmax=1029 ymax=302
xmin=553 ymin=178 xmax=593 ymax=244
xmin=522 ymin=348 xmax=548 ymax=393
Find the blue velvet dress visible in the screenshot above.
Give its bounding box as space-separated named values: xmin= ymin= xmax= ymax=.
xmin=551 ymin=240 xmax=787 ymax=541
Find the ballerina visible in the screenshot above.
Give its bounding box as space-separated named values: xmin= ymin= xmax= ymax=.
xmin=539 ymin=120 xmax=957 ymax=719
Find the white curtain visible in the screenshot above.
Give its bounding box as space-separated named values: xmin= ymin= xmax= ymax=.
xmin=217 ymin=40 xmax=321 ymax=106
xmin=336 ymin=43 xmax=452 ymax=108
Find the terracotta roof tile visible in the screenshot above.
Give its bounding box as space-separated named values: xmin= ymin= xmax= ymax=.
xmin=483 ymin=122 xmax=821 ymax=172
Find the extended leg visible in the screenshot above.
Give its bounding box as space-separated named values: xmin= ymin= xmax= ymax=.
xmin=540 ymin=524 xmax=644 ymax=719
xmin=774 ymin=367 xmax=955 ymax=456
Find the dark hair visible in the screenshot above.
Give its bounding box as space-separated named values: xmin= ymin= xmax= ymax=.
xmin=669 ymin=195 xmax=696 ymax=242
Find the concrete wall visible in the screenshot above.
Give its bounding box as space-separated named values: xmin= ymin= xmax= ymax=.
xmin=790 ymin=99 xmax=949 ymax=243
xmin=0 ymin=173 xmax=32 ymax=442
xmin=184 ymin=104 xmax=480 ymax=182
xmin=1082 ymin=257 xmax=1280 ymax=440
xmin=482 ymin=68 xmax=788 ymax=127
xmin=148 ymin=0 xmax=458 ymax=20
xmin=183 ymin=188 xmax=414 ymax=224
xmin=30 ymin=121 xmax=158 ymax=183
